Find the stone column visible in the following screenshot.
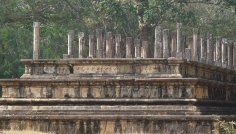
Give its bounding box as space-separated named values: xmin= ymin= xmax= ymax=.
xmin=185 ymin=48 xmax=191 ymax=60
xmin=67 ymin=30 xmax=74 ymax=57
xmin=212 ymin=122 xmax=220 ymax=134
xmin=25 ymin=65 xmax=32 ymax=75
xmin=134 ymin=39 xmax=141 ymax=58
xmin=126 ymin=37 xmax=133 ymax=58
xmin=176 ymin=23 xmax=183 ymax=58
xmin=233 ymin=43 xmax=236 ymax=70
xmin=215 ymin=37 xmax=222 ymax=67
xmin=103 ymin=35 xmax=106 ymax=58
xmin=227 ymin=41 xmax=233 ymax=69
xmin=193 ymin=28 xmax=198 ymax=61
xmin=222 ymin=38 xmax=228 ymax=68
xmin=141 ymin=41 xmax=148 ymax=58
xmin=163 ymin=29 xmax=170 ymax=58
xmin=106 ymin=32 xmax=113 ymax=58
xmin=154 ymin=26 xmax=163 ymax=58
xmin=206 ymin=34 xmax=213 ymax=65
xmin=78 ymin=32 xmax=85 ymax=58
xmin=33 ymin=22 xmax=40 ymax=59
xmin=188 ymin=37 xmax=193 ymax=60
xmin=200 ymin=33 xmax=206 ymax=63
xmin=96 ymin=29 xmax=103 ymax=58
xmin=171 ymin=32 xmax=177 ymax=57
xmin=182 ymin=35 xmax=186 ymax=56
xmin=88 ymin=35 xmax=95 ymax=58
xmin=115 ymin=34 xmax=121 ymax=58
xmin=213 ymin=41 xmax=216 ymax=62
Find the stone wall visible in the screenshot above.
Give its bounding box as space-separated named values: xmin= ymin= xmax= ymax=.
xmin=1 ymin=78 xmax=236 ymax=101
xmin=0 ymin=120 xmax=217 ymax=134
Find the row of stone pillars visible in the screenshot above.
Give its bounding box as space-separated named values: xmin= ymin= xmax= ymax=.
xmin=33 ymin=22 xmax=236 ymax=70
xmin=63 ymin=30 xmax=149 ymax=59
xmin=187 ymin=29 xmax=235 ymax=70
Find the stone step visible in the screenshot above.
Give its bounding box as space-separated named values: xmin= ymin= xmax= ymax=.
xmin=0 ymin=105 xmax=236 ymax=111
xmin=0 ymin=98 xmax=236 ymax=106
xmin=1 ymin=110 xmax=236 ymax=116
xmin=0 ymin=114 xmax=236 ymax=121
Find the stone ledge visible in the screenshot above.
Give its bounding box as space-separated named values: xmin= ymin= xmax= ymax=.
xmin=0 ymin=114 xmax=235 ymax=121
xmin=1 ymin=111 xmax=235 ymax=116
xmin=0 ymin=78 xmax=199 ymax=87
xmin=18 ymin=58 xmax=236 ymax=83
xmin=0 ymin=77 xmax=232 ymax=86
xmin=21 ymin=58 xmax=185 ymax=64
xmin=0 ymin=105 xmax=235 ymax=111
xmin=0 ymin=98 xmax=236 ymax=106
xmin=20 ymin=58 xmax=236 ymax=72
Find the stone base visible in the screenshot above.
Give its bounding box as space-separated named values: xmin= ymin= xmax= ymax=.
xmin=0 ymin=119 xmax=219 ymax=134
xmin=222 ymin=62 xmax=228 ymax=68
xmin=0 ymin=98 xmax=233 ymax=134
xmin=87 ymin=56 xmax=93 ymax=58
xmin=1 ymin=58 xmax=236 ymax=134
xmin=227 ymin=65 xmax=233 ymax=70
xmin=63 ymin=54 xmax=73 ymax=59
xmin=214 ymin=61 xmax=222 ymax=67
xmin=176 ymin=52 xmax=183 ymax=59
xmin=200 ymin=57 xmax=206 ymax=63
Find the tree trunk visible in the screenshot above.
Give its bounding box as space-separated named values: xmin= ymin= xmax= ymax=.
xmin=136 ymin=0 xmax=149 ymax=41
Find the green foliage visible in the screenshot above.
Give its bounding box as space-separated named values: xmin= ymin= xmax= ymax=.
xmin=220 ymin=120 xmax=236 ymax=134
xmin=0 ymin=0 xmax=235 ymax=78
xmin=40 ymin=23 xmax=67 ymax=59
xmin=0 ymin=26 xmax=32 ymax=78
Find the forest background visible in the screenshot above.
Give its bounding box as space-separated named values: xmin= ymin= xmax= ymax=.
xmin=0 ymin=0 xmax=236 ymax=78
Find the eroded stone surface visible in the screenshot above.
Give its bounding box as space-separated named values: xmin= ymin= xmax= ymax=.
xmin=0 ymin=120 xmax=219 ymax=134
xmin=1 ymin=58 xmax=236 ymax=134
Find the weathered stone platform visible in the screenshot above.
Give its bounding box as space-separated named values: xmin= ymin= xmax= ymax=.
xmin=0 ymin=59 xmax=236 ymax=134
xmin=0 ymin=22 xmax=236 ymax=133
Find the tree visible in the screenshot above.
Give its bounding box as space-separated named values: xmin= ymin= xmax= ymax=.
xmin=0 ymin=0 xmax=235 ymax=78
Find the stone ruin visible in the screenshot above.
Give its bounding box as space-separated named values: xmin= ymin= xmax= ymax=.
xmin=0 ymin=22 xmax=236 ymax=133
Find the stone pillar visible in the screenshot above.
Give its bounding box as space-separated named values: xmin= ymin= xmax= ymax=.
xmin=134 ymin=39 xmax=141 ymax=58
xmin=67 ymin=30 xmax=74 ymax=57
xmin=96 ymin=29 xmax=103 ymax=58
xmin=182 ymin=35 xmax=186 ymax=56
xmin=163 ymin=29 xmax=170 ymax=58
xmin=103 ymin=35 xmax=107 ymax=58
xmin=171 ymin=32 xmax=177 ymax=57
xmin=78 ymin=32 xmax=85 ymax=58
xmin=126 ymin=37 xmax=133 ymax=58
xmin=227 ymin=41 xmax=233 ymax=69
xmin=212 ymin=122 xmax=220 ymax=134
xmin=193 ymin=28 xmax=198 ymax=61
xmin=222 ymin=38 xmax=228 ymax=68
xmin=200 ymin=33 xmax=206 ymax=63
xmin=176 ymin=23 xmax=183 ymax=58
xmin=206 ymin=34 xmax=213 ymax=65
xmin=141 ymin=41 xmax=148 ymax=58
xmin=106 ymin=32 xmax=113 ymax=58
xmin=88 ymin=35 xmax=95 ymax=58
xmin=33 ymin=22 xmax=40 ymax=59
xmin=188 ymin=37 xmax=193 ymax=60
xmin=215 ymin=37 xmax=222 ymax=67
xmin=185 ymin=48 xmax=191 ymax=60
xmin=115 ymin=34 xmax=121 ymax=58
xmin=233 ymin=43 xmax=236 ymax=70
xmin=154 ymin=26 xmax=163 ymax=58
xmin=25 ymin=65 xmax=32 ymax=74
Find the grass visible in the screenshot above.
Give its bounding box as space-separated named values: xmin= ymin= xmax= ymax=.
xmin=1 ymin=131 xmax=47 ymax=134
